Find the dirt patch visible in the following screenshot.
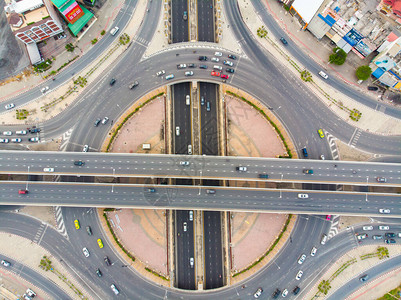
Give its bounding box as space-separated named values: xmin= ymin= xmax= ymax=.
xmin=338 ymin=216 xmax=372 ymax=231
xmin=19 ymin=206 xmax=57 ymax=228
xmin=336 ymin=140 xmax=373 ymax=161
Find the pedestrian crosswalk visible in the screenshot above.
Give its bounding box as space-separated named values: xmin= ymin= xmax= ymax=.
xmin=348 ymin=128 xmax=362 ymax=148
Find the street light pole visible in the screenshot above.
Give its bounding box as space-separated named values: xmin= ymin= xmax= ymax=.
xmin=198 ymin=170 xmax=202 ymax=195
xmin=25 ymin=166 xmax=30 ymax=190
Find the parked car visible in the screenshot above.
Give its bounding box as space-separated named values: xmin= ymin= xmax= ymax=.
xmin=223 ymin=60 xmax=233 ymax=66
xmin=385 ymin=233 xmax=395 ymax=238
xmin=185 ymin=71 xmax=194 ymax=76
xmin=293 ymin=286 xmax=301 ymax=295
xmin=0 ymin=138 xmax=9 ymax=143
xmin=199 ymin=64 xmax=208 ymax=69
xmin=97 ymin=238 xmax=104 ymax=248
xmin=282 ymin=289 xmax=289 ymax=297
xmin=228 ymin=54 xmax=237 ymax=60
xmin=188 ymin=63 xmax=196 ymax=68
xmin=211 ymin=57 xmax=219 ymax=62
xmin=198 ymin=56 xmax=208 ymax=61
xmin=104 ymin=256 xmax=111 ymax=266
xmin=74 ymin=219 xmax=80 ymax=229
xmin=166 ymin=74 xmax=175 ymax=80
xmin=221 ymin=74 xmax=229 ymax=79
xmin=321 ymin=234 xmax=327 ymax=245
xmin=226 ymin=68 xmax=235 ymax=73
xmin=367 ymin=86 xmax=378 ymax=91
xmin=3 ymin=131 xmax=12 ymax=136
xmin=326 ymin=215 xmax=332 ymax=221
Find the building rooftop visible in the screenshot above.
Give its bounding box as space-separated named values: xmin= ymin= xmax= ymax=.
xmin=4 ymin=0 xmax=44 ymax=14
xmin=6 ymin=5 xmax=50 ymax=32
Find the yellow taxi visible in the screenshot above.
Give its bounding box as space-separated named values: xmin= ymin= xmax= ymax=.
xmin=97 ymin=238 xmax=104 ymax=249
xmin=317 ymin=129 xmax=325 ymax=139
xmin=74 ymin=219 xmax=80 ymax=229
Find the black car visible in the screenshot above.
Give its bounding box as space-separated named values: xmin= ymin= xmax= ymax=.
xmin=199 ymin=64 xmax=208 ymax=69
xmin=96 ymin=268 xmax=102 ymax=277
xmin=226 ymin=68 xmax=234 ymax=73
xmin=188 ymin=63 xmax=197 ymax=68
xmin=228 ymin=54 xmax=236 ymax=60
xmin=94 ymin=118 xmax=101 ymax=127
xmin=104 ymin=256 xmax=111 ymax=266
xmin=110 ymin=78 xmax=116 ymax=86
xmin=280 ymin=37 xmax=288 ymax=45
xmin=272 ymin=289 xmax=281 ymax=299
xmin=198 ymin=56 xmax=208 ymax=61
xmin=385 ymin=239 xmax=396 ymax=244
xmin=367 ymin=86 xmax=378 ymax=91
xmin=385 ymin=232 xmax=395 ymax=238
xmin=74 ymin=160 xmax=85 ymax=166
xmin=258 ymin=174 xmax=269 ymax=179
xmin=293 ymin=286 xmax=301 ymax=295
xmin=29 ymin=127 xmax=41 ymax=134
xmin=359 ymin=274 xmax=369 ymax=282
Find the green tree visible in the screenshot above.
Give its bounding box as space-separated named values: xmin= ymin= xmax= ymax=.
xmin=65 ymin=43 xmax=75 ymax=52
xmin=355 ymin=65 xmax=372 ymax=81
xmin=329 ymin=47 xmax=347 ymax=65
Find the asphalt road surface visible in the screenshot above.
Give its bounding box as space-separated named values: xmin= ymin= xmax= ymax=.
xmin=197 ymin=0 xmax=215 ymax=42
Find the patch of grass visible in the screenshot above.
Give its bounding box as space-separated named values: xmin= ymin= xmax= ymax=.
xmin=16 ymin=109 xmax=28 ymax=120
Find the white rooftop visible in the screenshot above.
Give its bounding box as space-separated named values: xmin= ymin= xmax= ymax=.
xmin=4 ymin=0 xmax=44 ymax=15
xmin=292 ymin=0 xmax=325 ymax=24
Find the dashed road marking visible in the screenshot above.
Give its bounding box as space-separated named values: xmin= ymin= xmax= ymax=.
xmin=328 ymin=215 xmax=340 ymax=239
xmin=54 ymin=206 xmax=69 ymax=239
xmin=325 ymin=131 xmax=339 ymax=160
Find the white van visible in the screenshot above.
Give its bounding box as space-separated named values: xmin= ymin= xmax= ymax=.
xmin=213 ymin=65 xmax=222 ymax=71
xmin=186 ymin=95 xmax=190 ymax=105
xmin=110 ymin=26 xmax=119 ymax=36
xmin=318 ymin=71 xmax=328 ymax=79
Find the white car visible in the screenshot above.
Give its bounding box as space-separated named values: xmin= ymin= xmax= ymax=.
xmin=223 ymin=60 xmax=234 ymax=66
xmin=29 ymin=137 xmax=39 ymax=142
xmin=41 ymin=86 xmax=49 ymax=93
xmin=211 ymin=57 xmax=219 ymax=62
xmin=282 ymin=289 xmax=288 ymax=297
xmin=156 ymin=70 xmax=165 ymax=76
xmin=379 ymin=208 xmax=391 ymax=214
xmin=1 ymin=260 xmax=10 ymax=267
xmin=320 ymin=234 xmax=327 ymax=245
xmin=180 ymin=161 xmax=189 ymax=166
xmin=185 ymin=71 xmax=194 ymax=76
xmin=11 ymin=138 xmax=21 ymax=143
xmin=297 ymin=254 xmax=306 ymax=264
xmin=298 ymin=194 xmax=308 ymax=199
xmin=0 ymin=138 xmax=9 ymax=143
xmin=189 ymin=257 xmax=194 ymax=268
xmin=111 ymin=284 xmax=120 ymax=295
xmin=176 ymin=126 xmax=180 ymax=136
xmin=253 ymin=287 xmax=263 ymax=298
xmin=362 ymin=226 xmax=373 ymax=231
xmin=310 ymin=246 xmax=317 ymax=256
xmin=83 ymin=247 xmax=90 ymax=257
xmin=318 ymin=71 xmax=328 ymax=79
xmin=214 ymin=51 xmax=223 ymax=57
xmin=320 ymin=155 xmax=325 ymax=160
xmin=189 ymin=210 xmax=193 ymax=221
xmin=26 ymin=289 xmax=36 ymax=297
xmin=5 ymin=103 xmax=15 ymax=110
xmin=43 ymin=168 xmax=54 ymax=172
xmin=183 ymin=222 xmax=187 ymax=232
xmin=3 ymin=131 xmax=12 ymax=136
xmin=82 ymin=145 xmax=89 ymax=152
xmin=379 ymin=226 xmax=390 ymax=230
xmin=296 ymin=270 xmax=303 ymax=280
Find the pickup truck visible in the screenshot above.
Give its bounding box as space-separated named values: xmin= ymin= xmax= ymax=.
xmin=303 ymin=169 xmax=313 ymax=174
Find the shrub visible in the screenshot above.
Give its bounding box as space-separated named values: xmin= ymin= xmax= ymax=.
xmin=65 ymin=43 xmax=75 ymax=52
xmin=101 ymin=30 xmax=106 ymax=36
xmin=91 ymin=38 xmax=98 ymax=45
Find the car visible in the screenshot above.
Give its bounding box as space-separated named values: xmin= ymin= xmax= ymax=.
xmin=94 ymin=118 xmax=101 ymax=126
xmin=176 ymin=126 xmax=180 ymax=136
xmin=258 ymin=174 xmax=269 ymax=179
xmin=317 ymin=129 xmax=325 ymax=138
xmin=379 ymin=208 xmax=390 ymax=214
xmin=206 ymin=101 xmax=211 ymax=111
xmin=298 ymin=194 xmax=308 ymax=199
xmin=28 ymin=137 xmax=39 ymax=142
xmin=297 ymin=254 xmax=306 ymax=264
xmin=206 ymin=189 xmax=216 ymax=194
xmin=293 ymin=286 xmax=301 ymax=295
xmin=188 ymin=63 xmax=197 ymax=68
xmin=104 ymin=256 xmax=111 ymax=266
xmin=320 ymin=155 xmax=325 ymax=160
xmin=40 ymin=86 xmax=49 ymax=93
xmin=86 ymin=226 xmax=92 ymax=235
xmin=177 ymin=64 xmax=186 ymax=69
xmin=198 ymin=56 xmax=208 ymax=61
xmin=111 ymin=284 xmax=120 ymax=295
xmin=385 ymin=239 xmax=396 ymax=244
xmin=360 ymin=274 xmax=369 ymax=282
xmin=272 ymin=289 xmax=280 ymax=299
xmin=102 ymin=117 xmax=109 ymax=125
xmin=223 ymin=60 xmax=233 ymax=66
xmin=147 ymin=188 xmax=156 ymax=193
xmin=254 ymin=287 xmax=263 ymax=298
xmin=385 ymin=233 xmax=395 ymax=238
xmin=74 ymin=219 xmax=80 ymax=229
xmin=373 ymin=235 xmax=383 ymax=240
xmin=83 ymin=247 xmax=90 ymax=257
xmin=18 ymin=189 xmax=28 ymax=194
xmin=83 ymin=145 xmax=89 ymax=152
xmin=201 ymin=96 xmax=205 ymax=106
xmin=188 ymin=144 xmax=192 ymax=154
xmin=199 ymin=64 xmax=208 ymax=69
xmin=29 ymin=127 xmax=40 ymax=134
xmin=183 ymin=11 xmax=187 ymax=20
xmin=398 ymin=233 xmax=401 ymax=238
xmin=1 ymin=260 xmax=10 ymax=267
xmin=303 ymin=169 xmax=313 ymax=174
xmin=215 ymin=52 xmax=223 ymax=56
xmin=211 ymin=71 xmax=220 ymax=77
xmin=74 ymin=160 xmax=85 ymax=166
xmin=226 ymin=68 xmax=234 ymax=73
xmin=379 ymin=226 xmax=390 ymax=230
xmin=367 ymin=86 xmax=378 ymax=91
xmin=110 ymin=26 xmax=119 ymax=36
xmin=180 ymin=161 xmax=189 ymax=166
xmin=319 ymin=71 xmax=328 ymax=79
xmin=186 ymin=95 xmax=190 ymax=105
xmin=16 ymin=130 xmax=27 ymax=135
xmin=0 ymin=138 xmax=9 ymax=143
xmin=236 ymin=166 xmax=247 ymax=172
xmin=376 ymin=177 xmax=387 ymax=183
xmin=96 ymin=268 xmax=102 ymax=277
xmin=3 ymin=131 xmax=12 ymax=136
xmin=296 ymin=270 xmax=303 ymax=280
xmin=310 ymin=246 xmax=317 ymax=256
xmin=321 ymin=234 xmax=327 ymax=245
xmin=326 ymin=215 xmax=332 ymax=221
xmin=183 ymin=222 xmax=187 ymax=232
xmin=189 ymin=257 xmax=194 ymax=268
xmin=109 ymin=78 xmax=116 ymax=86
xmin=280 ymin=37 xmax=288 ymax=45
xmin=43 ymin=168 xmax=54 ymax=172
xmin=211 ymin=57 xmax=219 ymax=62
xmin=185 ymin=71 xmax=194 ymax=76
xmin=228 ymin=54 xmax=237 ymax=60
xmin=26 ymin=289 xmax=36 ymax=298
xmin=97 ymin=238 xmax=104 ymax=248
xmin=189 ymin=210 xmax=193 ymax=221
xmin=302 ymin=147 xmax=308 ymax=157
xmin=357 ymin=233 xmax=368 ymax=240
xmin=156 ymin=70 xmax=165 ymax=76
xmin=165 ymin=74 xmax=174 ymax=80
xmin=11 ymin=138 xmax=21 ymax=143
xmin=282 ymin=289 xmax=288 ymax=297
xmin=129 ymin=81 xmax=139 ymax=89
xmin=363 ymin=226 xmax=373 ymax=231
xmin=213 ymin=65 xmax=223 ymax=71
xmin=221 ymin=74 xmax=229 ymax=79
xmin=5 ymin=103 xmax=15 ymax=110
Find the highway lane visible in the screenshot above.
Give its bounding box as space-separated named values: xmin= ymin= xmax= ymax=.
xmin=171 ymin=0 xmax=189 ymax=43
xmin=1 ymin=151 xmax=399 ymax=186
xmin=197 ymin=0 xmax=215 ymax=42
xmin=1 ymin=181 xmax=400 ymax=216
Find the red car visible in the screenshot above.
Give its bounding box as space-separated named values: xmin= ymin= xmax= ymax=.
xmin=326 ymin=215 xmax=332 ymax=221
xmin=211 ymin=71 xmax=220 ymax=77
xmin=18 ymin=189 xmax=28 ymax=194
xmin=221 ymin=74 xmax=229 ymax=79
